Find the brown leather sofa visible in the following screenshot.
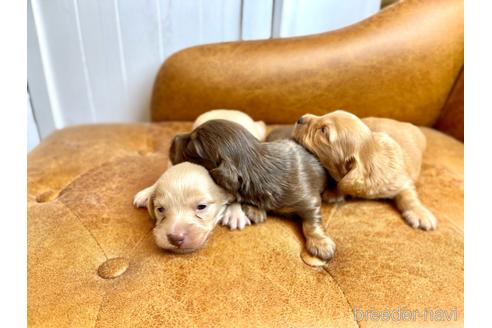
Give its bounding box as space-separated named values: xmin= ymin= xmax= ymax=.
xmin=28 ymin=0 xmax=464 ymax=327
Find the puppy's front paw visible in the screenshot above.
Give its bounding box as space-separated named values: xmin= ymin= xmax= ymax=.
xmin=322 ymin=190 xmax=345 ymax=204
xmin=133 ymin=188 xmax=150 ymax=208
xmin=306 ymin=237 xmax=336 ymax=261
xmin=221 ymin=203 xmax=251 ymax=230
xmin=241 ymin=205 xmax=267 ymax=224
xmin=402 ymin=206 xmax=437 ymax=231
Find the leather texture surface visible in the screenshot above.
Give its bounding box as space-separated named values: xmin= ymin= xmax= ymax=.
xmin=28 ymin=122 xmax=463 ymax=327
xmin=152 ymin=0 xmax=464 ymax=126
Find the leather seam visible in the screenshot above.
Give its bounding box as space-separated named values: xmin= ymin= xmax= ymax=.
xmin=439 ymin=213 xmax=464 ymax=236
xmin=52 ymin=151 xmax=151 ymax=200
xmin=434 ymin=65 xmax=464 ymax=128
xmin=322 ymin=204 xmax=360 ymax=328
xmin=93 ymin=289 xmax=107 ymax=328
xmin=323 ymin=267 xmax=360 ymax=328
xmin=57 ymin=200 xmax=108 ymax=260
xmin=128 ymin=228 xmax=153 ymax=259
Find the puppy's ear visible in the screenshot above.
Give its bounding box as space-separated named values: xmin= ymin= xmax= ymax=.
xmin=320 ymin=124 xmax=337 ymax=143
xmin=169 ymin=134 xmax=189 ymax=165
xmin=146 ymin=188 xmax=157 ymax=222
xmin=186 ymin=136 xmax=207 ymax=159
xmin=336 ymin=155 xmax=357 ymax=179
xmin=210 ymin=160 xmax=241 ymax=193
xmin=344 ymin=155 xmax=357 ymax=173
xmin=183 ymin=136 xmax=219 ymax=170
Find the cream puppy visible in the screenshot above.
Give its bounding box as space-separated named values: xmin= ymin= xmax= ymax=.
xmin=133 ymin=162 xmax=250 ymax=253
xmin=193 ymin=109 xmax=266 ymax=141
xmin=293 ymin=110 xmax=437 ymax=231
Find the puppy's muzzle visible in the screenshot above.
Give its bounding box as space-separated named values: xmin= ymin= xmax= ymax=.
xmin=297 ymin=116 xmax=305 ymax=125
xmin=167 ymin=233 xmax=186 ymax=247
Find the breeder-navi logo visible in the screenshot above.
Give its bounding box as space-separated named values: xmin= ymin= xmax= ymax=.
xmin=353 ymin=306 xmax=458 ymax=322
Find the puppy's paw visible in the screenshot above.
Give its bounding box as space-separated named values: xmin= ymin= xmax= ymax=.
xmin=305 ymin=237 xmax=336 ymax=261
xmin=133 ymin=186 xmax=153 ymax=208
xmin=402 ymin=206 xmax=437 ymax=231
xmin=322 ymin=190 xmax=345 ymax=204
xmin=241 ymin=204 xmax=267 ymax=224
xmin=221 ymin=203 xmax=251 ymax=230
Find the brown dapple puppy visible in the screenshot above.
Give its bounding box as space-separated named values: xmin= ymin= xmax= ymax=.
xmin=170 ymin=119 xmax=336 ymax=261
xmin=293 ymin=110 xmax=437 ymax=231
xmin=136 ymin=109 xmax=265 ymax=232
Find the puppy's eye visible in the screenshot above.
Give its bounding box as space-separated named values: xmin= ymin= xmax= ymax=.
xmin=320 ymin=126 xmax=327 ymax=134
xmin=156 ymin=207 xmax=165 ymax=214
xmin=196 ymin=204 xmax=208 ymax=211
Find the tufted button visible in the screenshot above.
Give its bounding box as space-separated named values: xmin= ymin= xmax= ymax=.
xmin=35 ymin=190 xmax=58 ymax=203
xmin=97 ymin=257 xmax=129 ymax=279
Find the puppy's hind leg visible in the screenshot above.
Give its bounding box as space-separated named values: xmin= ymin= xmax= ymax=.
xmin=395 ymin=185 xmax=437 ymax=231
xmin=133 ymin=185 xmax=155 ymax=208
xmin=322 ymin=189 xmax=345 ymax=204
xmin=300 ymin=204 xmax=336 ymax=261
xmin=322 ymin=177 xmax=345 ymax=204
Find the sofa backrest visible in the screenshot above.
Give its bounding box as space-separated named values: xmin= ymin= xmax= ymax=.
xmin=151 ymin=0 xmax=463 ymax=127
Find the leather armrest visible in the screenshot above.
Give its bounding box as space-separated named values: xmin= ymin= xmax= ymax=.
xmin=151 ymin=0 xmax=463 ymax=125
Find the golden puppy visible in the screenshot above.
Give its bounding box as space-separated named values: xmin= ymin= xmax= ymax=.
xmin=193 ymin=109 xmax=266 ymax=141
xmin=293 ymin=110 xmax=437 ymax=230
xmin=133 ymin=162 xmax=250 ymax=253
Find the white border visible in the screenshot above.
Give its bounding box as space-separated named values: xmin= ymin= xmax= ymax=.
xmin=464 ymin=0 xmax=492 ymax=326
xmin=0 ymin=0 xmax=27 ymax=326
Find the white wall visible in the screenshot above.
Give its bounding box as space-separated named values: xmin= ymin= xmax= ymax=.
xmin=28 ymin=0 xmax=380 ymax=148
xmin=27 ymin=93 xmax=40 ymax=152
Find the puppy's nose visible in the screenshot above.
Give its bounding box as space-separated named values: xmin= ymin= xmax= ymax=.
xmin=167 ymin=233 xmax=185 ymax=247
xmin=297 ymin=116 xmax=305 ymax=125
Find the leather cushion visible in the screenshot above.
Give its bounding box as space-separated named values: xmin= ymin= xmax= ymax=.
xmin=28 ymin=122 xmax=463 ymax=327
